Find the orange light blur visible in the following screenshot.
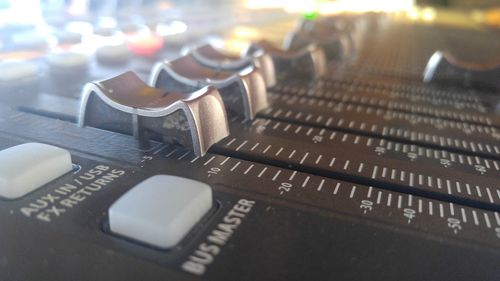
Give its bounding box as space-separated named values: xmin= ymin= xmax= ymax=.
xmin=126 ymin=33 xmax=164 ymax=57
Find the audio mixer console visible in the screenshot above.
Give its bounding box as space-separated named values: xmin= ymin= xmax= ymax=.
xmin=0 ymin=7 xmax=499 ymax=281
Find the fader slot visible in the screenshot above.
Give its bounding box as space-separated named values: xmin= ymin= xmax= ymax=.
xmin=271 ymin=80 xmax=500 ymax=127
xmin=248 ymin=118 xmax=500 ymax=178
xmin=0 ymin=106 xmax=162 ymax=165
xmin=323 ymin=78 xmax=494 ymax=104
xmin=269 ymin=93 xmax=499 ymax=144
xmin=261 ymin=94 xmax=500 ymax=160
xmin=327 ymin=75 xmax=497 ymax=103
xmin=209 ymin=121 xmax=500 ymax=211
xmin=158 ymin=147 xmax=500 ymax=249
xmin=280 ymin=79 xmax=490 ymax=112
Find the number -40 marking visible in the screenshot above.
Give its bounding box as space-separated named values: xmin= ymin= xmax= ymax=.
xmin=404 ymin=208 xmax=416 ymax=223
xmin=447 ymin=218 xmax=462 ymax=234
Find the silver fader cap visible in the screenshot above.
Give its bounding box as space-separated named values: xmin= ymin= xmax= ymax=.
xmin=149 ymin=54 xmax=268 ymax=121
xmin=78 ymin=71 xmax=229 ymax=156
xmin=190 ymin=43 xmax=276 ymax=87
xmin=423 ymin=51 xmax=500 ymax=91
xmin=283 ymin=19 xmax=355 ymax=63
xmin=246 ymin=40 xmax=327 ymax=79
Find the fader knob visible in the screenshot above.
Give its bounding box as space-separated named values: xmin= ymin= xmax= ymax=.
xmin=78 ymin=71 xmax=229 ymax=156
xmin=189 ymin=43 xmax=276 ymax=87
xmin=423 ymin=51 xmax=500 ymax=91
xmin=150 ymin=54 xmax=268 ymax=120
xmin=283 ymin=19 xmax=355 ymax=62
xmin=246 ymin=40 xmax=327 ymax=80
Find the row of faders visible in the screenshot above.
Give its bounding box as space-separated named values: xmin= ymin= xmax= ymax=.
xmin=0 ymin=13 xmax=500 ymax=280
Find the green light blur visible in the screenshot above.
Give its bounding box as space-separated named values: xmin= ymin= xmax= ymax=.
xmin=303 ymin=10 xmax=319 ymax=20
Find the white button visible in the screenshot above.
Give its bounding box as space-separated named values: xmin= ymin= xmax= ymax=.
xmin=109 ymin=175 xmax=212 ymax=249
xmin=0 ymin=61 xmax=39 ymax=84
xmin=47 ymin=52 xmax=89 ymax=70
xmin=12 ymin=33 xmax=48 ymax=50
xmin=0 ymin=143 xmax=73 ymax=199
xmin=96 ymin=44 xmax=131 ymax=65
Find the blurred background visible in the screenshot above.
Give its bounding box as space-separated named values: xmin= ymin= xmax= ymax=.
xmin=0 ymin=0 xmax=498 ymax=63
xmin=1 ymin=0 xmax=499 ymax=28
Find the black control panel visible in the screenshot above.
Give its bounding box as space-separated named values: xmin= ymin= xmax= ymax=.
xmin=0 ymin=6 xmax=499 ymax=281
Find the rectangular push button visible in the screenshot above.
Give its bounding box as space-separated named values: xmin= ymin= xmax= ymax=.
xmin=0 ymin=143 xmax=73 ymax=199
xmin=108 ymin=175 xmax=212 ymax=249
